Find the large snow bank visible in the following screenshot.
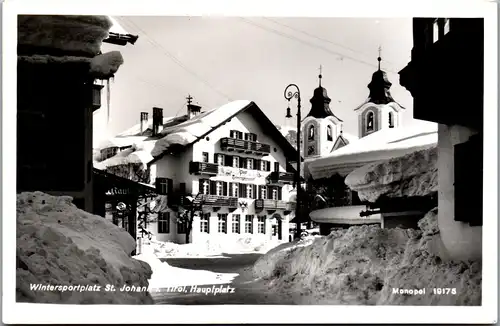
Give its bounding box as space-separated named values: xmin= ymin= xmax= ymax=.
xmin=16 ymin=192 xmax=154 ymax=304
xmin=253 ymin=208 xmax=481 ymax=305
xmin=345 ymin=146 xmax=438 ymax=202
xmin=18 ymin=15 xmax=112 ymax=57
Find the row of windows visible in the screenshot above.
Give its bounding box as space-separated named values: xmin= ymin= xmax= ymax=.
xmin=202 ymin=152 xmax=280 ymax=172
xmin=157 ymin=213 xmax=268 ymax=234
xmin=229 ymin=130 xmax=257 ymax=142
xmin=199 ymin=179 xmax=282 ymax=200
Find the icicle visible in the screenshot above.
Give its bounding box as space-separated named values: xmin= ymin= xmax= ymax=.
xmin=106 ymin=78 xmax=111 ymax=126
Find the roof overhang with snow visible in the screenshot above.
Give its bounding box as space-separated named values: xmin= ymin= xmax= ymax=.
xmin=306 ymin=124 xmax=438 ymax=180
xmin=309 ymin=205 xmax=382 ymax=225
xmin=148 ymin=101 xmax=303 ymax=168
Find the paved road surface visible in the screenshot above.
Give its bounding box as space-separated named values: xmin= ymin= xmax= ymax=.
xmin=152 ymin=253 xmax=294 ymax=305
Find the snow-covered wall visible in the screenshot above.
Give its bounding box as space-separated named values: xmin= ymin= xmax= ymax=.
xmin=437 ymin=124 xmax=482 ymax=261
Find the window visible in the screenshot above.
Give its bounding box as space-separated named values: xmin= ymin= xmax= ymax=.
xmin=202 ymin=152 xmax=209 ymax=163
xmin=389 ymin=112 xmax=394 ymax=128
xmin=257 ymin=216 xmax=266 ymax=234
xmin=274 ymin=162 xmax=280 ymax=172
xmin=272 ymin=187 xmax=278 ymax=200
xmin=246 ymin=158 xmax=253 ymax=170
xmin=443 ymin=18 xmax=450 ymax=35
xmin=201 ymin=179 xmax=210 ymax=195
xmin=366 ymin=111 xmax=374 ymax=132
xmin=200 ymin=213 xmax=210 ymax=233
xmin=260 ymin=186 xmax=267 ymax=200
xmin=232 ymin=214 xmax=240 ymax=234
xmin=245 ymin=133 xmax=257 ymax=142
xmin=327 ymin=125 xmax=333 ymax=141
xmin=244 ymin=215 xmax=253 ymax=233
xmin=246 ymin=184 xmax=253 ymax=199
xmin=158 ymin=212 xmax=170 ymax=234
xmin=260 ymin=160 xmax=267 ymax=171
xmin=216 ymin=181 xmax=223 ymax=196
xmin=218 ymin=214 xmax=228 ymax=233
xmin=156 ymin=178 xmax=169 ymax=195
xmin=231 ymin=183 xmax=239 ymax=197
xmin=177 ymin=220 xmax=187 ymax=234
xmin=101 ymin=147 xmax=118 ymax=160
xmin=308 ymin=125 xmax=315 ymax=141
xmin=216 ymin=153 xmax=225 ymax=165
xmin=230 ymin=130 xmax=243 ymax=139
xmin=233 ymin=156 xmax=239 ymax=168
xmin=433 ymin=19 xmax=439 ymax=43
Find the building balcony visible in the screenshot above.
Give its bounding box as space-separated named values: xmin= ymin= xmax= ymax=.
xmin=193 ymin=194 xmax=238 ymax=211
xmin=255 ymin=199 xmax=295 ymax=214
xmin=266 ymin=171 xmax=295 ymax=185
xmin=189 ymin=161 xmax=219 ymax=176
xmin=220 ymin=137 xmax=271 ymax=156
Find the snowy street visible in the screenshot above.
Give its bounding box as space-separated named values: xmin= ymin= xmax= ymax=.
xmin=151 ymin=253 xmax=292 ymax=305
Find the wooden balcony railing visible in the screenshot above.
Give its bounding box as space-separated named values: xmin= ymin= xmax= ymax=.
xmin=255 ymin=199 xmax=294 ymax=211
xmin=189 ymin=161 xmax=219 ymax=175
xmin=192 ymin=194 xmax=238 ymax=208
xmin=266 ymin=171 xmax=295 ymax=185
xmin=220 ymin=137 xmax=271 ymax=155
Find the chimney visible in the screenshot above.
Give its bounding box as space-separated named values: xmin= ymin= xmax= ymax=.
xmin=187 ymin=104 xmax=201 ymax=119
xmin=152 ymin=107 xmax=163 ymax=136
xmin=140 ymin=112 xmax=148 ymax=133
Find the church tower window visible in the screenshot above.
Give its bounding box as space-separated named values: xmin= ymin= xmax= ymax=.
xmin=389 ymin=111 xmax=394 ymax=128
xmin=327 ymin=125 xmax=333 ymax=141
xmin=366 ymin=111 xmax=374 ymax=132
xmin=308 ymin=125 xmax=315 ymax=141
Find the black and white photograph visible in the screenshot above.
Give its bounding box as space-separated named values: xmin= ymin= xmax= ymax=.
xmin=2 ymin=0 xmax=498 ymax=324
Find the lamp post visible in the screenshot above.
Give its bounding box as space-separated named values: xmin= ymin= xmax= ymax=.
xmin=284 ymin=84 xmax=302 ymax=239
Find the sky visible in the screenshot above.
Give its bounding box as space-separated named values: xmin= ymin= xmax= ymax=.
xmin=94 ymin=16 xmax=434 ymax=145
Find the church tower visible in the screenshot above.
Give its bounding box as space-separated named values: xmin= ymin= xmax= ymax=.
xmin=302 ymin=67 xmax=343 ymax=158
xmin=354 ymin=48 xmax=405 ymax=138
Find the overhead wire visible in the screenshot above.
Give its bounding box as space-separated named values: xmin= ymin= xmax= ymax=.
xmin=117 ymin=16 xmax=234 ymax=102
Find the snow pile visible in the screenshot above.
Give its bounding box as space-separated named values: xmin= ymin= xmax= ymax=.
xmin=16 ymin=192 xmax=154 ymax=304
xmin=345 ymin=146 xmax=438 ymax=202
xmin=18 ymin=15 xmax=112 ymax=57
xmin=253 ymin=208 xmax=481 ymax=305
xmin=89 ymin=51 xmax=124 ymax=79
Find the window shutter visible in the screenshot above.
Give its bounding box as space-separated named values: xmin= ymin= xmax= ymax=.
xmin=244 ymin=133 xmax=249 ymax=141
xmin=239 ymin=157 xmax=245 ymax=168
xmin=224 ymin=155 xmax=232 ymax=166
xmin=155 ymin=178 xmax=161 ymax=193
xmin=210 ymin=180 xmax=216 ymax=195
xmin=253 ymin=185 xmax=257 ymax=199
xmin=223 ymin=182 xmax=228 ymax=196
xmin=278 ymin=187 xmax=282 ymax=200
xmin=214 ymin=153 xmax=218 ymax=164
xmin=255 ymin=159 xmax=261 ymax=170
xmin=207 ymin=214 xmax=210 ymax=234
xmin=274 ymin=162 xmax=280 ymax=172
xmin=258 ymin=185 xmax=263 ymax=199
xmin=228 ymin=182 xmax=233 ymax=197
xmin=240 ymin=184 xmax=246 ymax=198
xmin=230 ymin=130 xmax=235 ymax=138
xmin=266 ymin=161 xmax=271 ymax=171
xmin=238 ymin=131 xmax=243 ymax=139
xmin=167 ymin=179 xmax=173 ymax=195
xmin=252 ymin=133 xmax=257 ymax=142
xmin=199 ymin=179 xmax=205 ymax=194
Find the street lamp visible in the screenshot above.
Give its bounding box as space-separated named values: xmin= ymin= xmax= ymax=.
xmin=284 ymin=84 xmax=302 ymax=239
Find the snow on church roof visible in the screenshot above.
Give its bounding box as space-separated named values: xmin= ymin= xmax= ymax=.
xmin=306 ymin=123 xmax=438 ymax=178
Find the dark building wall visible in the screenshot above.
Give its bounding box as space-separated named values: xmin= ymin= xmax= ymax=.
xmin=17 ymin=61 xmax=95 ymax=212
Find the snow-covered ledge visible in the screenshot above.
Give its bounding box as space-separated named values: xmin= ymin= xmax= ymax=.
xmin=345 ymin=146 xmax=438 ymax=203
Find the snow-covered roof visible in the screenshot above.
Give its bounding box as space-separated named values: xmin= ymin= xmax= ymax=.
xmin=108 ymin=16 xmax=129 ymax=35
xmin=118 ymin=116 xmax=176 ymax=137
xmin=97 ymin=136 xmax=148 ymax=150
xmin=306 ymin=123 xmax=438 ymax=179
xmin=151 ymin=100 xmax=252 ymax=158
xmin=340 ymin=132 xmax=358 ymax=143
xmin=345 ymin=146 xmax=438 ymax=203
